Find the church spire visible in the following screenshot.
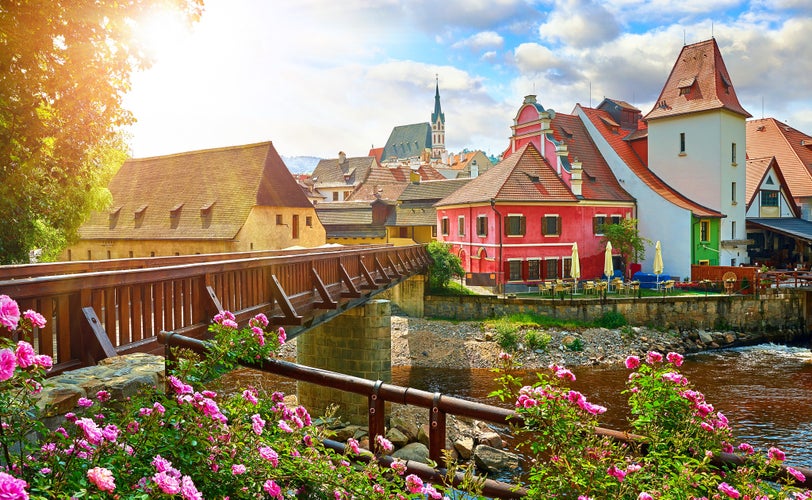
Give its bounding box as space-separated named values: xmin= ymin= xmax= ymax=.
xmin=431 ymin=74 xmax=446 ymax=159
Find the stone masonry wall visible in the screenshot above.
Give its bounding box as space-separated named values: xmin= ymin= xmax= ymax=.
xmin=296 ymin=299 xmax=392 ymax=425
xmin=379 ymin=275 xmax=425 ymax=317
xmin=424 ymin=291 xmax=808 ymax=340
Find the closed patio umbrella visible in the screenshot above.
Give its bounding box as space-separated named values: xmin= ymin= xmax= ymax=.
xmin=604 ymin=241 xmax=614 ymax=290
xmin=570 ymin=242 xmax=581 ymax=292
xmin=653 ymin=240 xmax=664 ymax=285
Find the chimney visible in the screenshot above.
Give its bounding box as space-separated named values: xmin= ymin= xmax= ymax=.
xmin=570 ymin=159 xmax=583 ymax=197
xmin=555 ymin=144 xmax=568 ymax=175
xmin=338 ymin=151 xmax=347 ymax=164
xmin=540 ymin=111 xmax=552 ymax=133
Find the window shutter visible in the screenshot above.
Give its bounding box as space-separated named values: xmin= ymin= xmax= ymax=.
xmin=520 ymin=216 xmax=526 ymax=236
xmin=556 ymin=216 xmax=561 ymax=235
xmin=593 ymin=217 xmax=599 ymax=234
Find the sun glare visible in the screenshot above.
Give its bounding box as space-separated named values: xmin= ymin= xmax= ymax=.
xmin=134 ymin=10 xmax=193 ymax=61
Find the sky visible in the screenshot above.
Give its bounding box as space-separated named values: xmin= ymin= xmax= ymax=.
xmin=124 ymin=0 xmax=812 ymax=161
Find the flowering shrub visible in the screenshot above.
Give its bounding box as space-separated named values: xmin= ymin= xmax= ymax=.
xmin=492 ymin=350 xmax=811 ymax=499
xmin=0 ymin=295 xmax=483 ymax=499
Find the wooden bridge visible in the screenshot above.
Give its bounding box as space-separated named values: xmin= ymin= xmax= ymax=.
xmin=0 ymin=244 xmax=428 ymax=375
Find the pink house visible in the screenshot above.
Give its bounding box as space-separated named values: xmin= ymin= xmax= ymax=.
xmin=435 ymin=95 xmax=635 ymax=289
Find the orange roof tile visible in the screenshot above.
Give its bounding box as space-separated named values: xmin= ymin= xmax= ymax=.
xmin=747 ymin=117 xmax=812 ymax=198
xmin=644 ymin=39 xmax=750 ymax=121
xmin=436 ymin=143 xmax=576 ymax=206
xmin=579 ymin=105 xmax=722 ymax=218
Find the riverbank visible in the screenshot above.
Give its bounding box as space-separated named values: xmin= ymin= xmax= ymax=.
xmin=389 ymin=315 xmax=764 ymax=370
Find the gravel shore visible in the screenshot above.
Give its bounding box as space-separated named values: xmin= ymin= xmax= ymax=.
xmin=390 ymin=315 xmax=737 ymax=370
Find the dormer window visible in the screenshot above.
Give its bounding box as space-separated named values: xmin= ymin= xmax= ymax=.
xmin=678 ymin=76 xmax=695 ymax=95
xmin=200 ymin=201 xmax=215 ymax=217
xmin=109 ymin=206 xmax=121 ymax=227
xmin=170 ymin=203 xmax=184 ymax=218
xmin=134 ymin=205 xmax=147 ymax=219
xmin=720 ymin=72 xmax=732 ymax=94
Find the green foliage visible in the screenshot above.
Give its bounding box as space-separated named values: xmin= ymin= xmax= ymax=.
xmin=563 ymin=337 xmax=584 ymax=351
xmin=493 ymin=352 xmax=807 ymax=499
xmin=426 ymin=241 xmax=465 ymax=292
xmin=601 ymin=218 xmax=651 ymax=275
xmin=429 ymin=280 xmax=474 ymax=296
xmin=594 ymin=310 xmax=628 ymax=329
xmin=0 ymin=296 xmax=488 ymax=499
xmin=524 ymin=329 xmax=551 ymax=351
xmin=0 ymin=1 xmax=203 ymax=263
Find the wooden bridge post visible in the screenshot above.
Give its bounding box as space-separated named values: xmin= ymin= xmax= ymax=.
xmin=296 ymin=299 xmax=392 ymax=427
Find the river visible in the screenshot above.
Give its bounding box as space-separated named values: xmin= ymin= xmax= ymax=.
xmin=391 ymin=343 xmax=812 ymax=469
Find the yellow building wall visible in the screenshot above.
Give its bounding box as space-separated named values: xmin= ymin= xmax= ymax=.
xmin=326 ymin=235 xmax=387 ymax=245
xmin=239 ymin=206 xmax=326 ymax=249
xmin=62 ymin=206 xmax=327 ymax=261
xmin=386 ymin=225 xmax=435 ymax=244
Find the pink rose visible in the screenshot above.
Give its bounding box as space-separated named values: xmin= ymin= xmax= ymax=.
xmin=718 ymin=482 xmax=741 ymax=498
xmin=624 ymin=356 xmax=640 ymax=370
xmin=0 ymin=296 xmax=20 ymax=331
xmin=87 ymin=467 xmax=115 ymax=492
xmin=0 ymin=471 xmax=28 ymax=499
xmin=0 ymin=350 xmax=17 ymax=381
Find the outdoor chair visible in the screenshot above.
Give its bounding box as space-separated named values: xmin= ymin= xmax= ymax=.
xmin=538 ymin=281 xmax=553 ymax=296
xmin=662 ymin=280 xmax=675 ymax=293
xmin=722 ymin=271 xmax=737 ymax=295
xmin=582 ymin=281 xmax=596 ymax=294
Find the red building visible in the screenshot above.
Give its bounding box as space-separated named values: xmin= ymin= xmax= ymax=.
xmin=435 ymin=95 xmax=635 ymax=289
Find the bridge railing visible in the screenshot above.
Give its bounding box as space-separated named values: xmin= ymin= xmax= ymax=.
xmin=158 ymin=331 xmax=812 ymax=498
xmin=0 ymin=244 xmax=428 ymax=374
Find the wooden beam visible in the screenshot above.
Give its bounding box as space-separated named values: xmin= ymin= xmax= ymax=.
xmin=387 ymin=255 xmax=404 ymax=277
xmin=396 ymin=252 xmax=412 ymax=273
xmin=269 ymin=274 xmax=303 ymax=325
xmin=339 ymin=264 xmax=361 ymax=298
xmin=374 ymin=257 xmax=392 ymax=284
xmin=311 ymin=268 xmax=338 ymax=309
xmin=358 ymin=260 xmax=379 ymax=290
xmin=82 ymin=307 xmax=118 ymax=361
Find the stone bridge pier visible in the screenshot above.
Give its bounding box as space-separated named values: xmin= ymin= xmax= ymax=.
xmin=296 ymin=299 xmax=392 ymax=424
xmin=295 ymin=274 xmax=426 ymax=424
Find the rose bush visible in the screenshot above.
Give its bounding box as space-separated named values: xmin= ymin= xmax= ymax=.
xmin=0 ymin=295 xmax=482 ymax=499
xmin=492 ymin=350 xmax=811 ymax=499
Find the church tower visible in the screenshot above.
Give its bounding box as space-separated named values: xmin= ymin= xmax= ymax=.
xmin=431 ymin=76 xmax=446 ymax=159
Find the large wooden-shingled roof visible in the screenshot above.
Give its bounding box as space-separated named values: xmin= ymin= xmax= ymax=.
xmin=79 ymin=141 xmax=310 ymax=240
xmin=644 ymin=38 xmax=750 ymax=121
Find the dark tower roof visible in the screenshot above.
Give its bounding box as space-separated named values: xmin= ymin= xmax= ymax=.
xmin=431 ymin=77 xmax=445 ymax=125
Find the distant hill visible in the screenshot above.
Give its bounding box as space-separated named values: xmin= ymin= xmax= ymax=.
xmin=281 ymin=155 xmax=322 ymax=175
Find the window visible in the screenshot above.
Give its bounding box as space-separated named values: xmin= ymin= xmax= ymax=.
xmin=761 ymin=190 xmax=779 ymax=207
xmin=87 ymin=250 xmax=92 ymax=260
xmin=731 ymin=143 xmax=737 ymax=164
xmin=679 ymin=132 xmax=686 ymax=154
xmin=432 ymin=225 xmax=437 ymax=237
xmin=508 ymin=260 xmax=522 ymax=281
xmin=128 ymin=251 xmax=133 ymax=258
xmin=458 ymin=215 xmax=465 ymax=237
xmin=731 ymin=182 xmax=737 ymax=204
xmin=306 ymin=216 xmax=313 ymax=227
xmin=276 ymin=214 xmax=283 ymax=225
xmin=505 ymin=215 xmax=526 ymax=236
xmin=292 ymin=214 xmax=299 ymax=239
xmin=611 ymin=215 xmax=622 ymax=225
xmin=332 ymin=192 xmax=339 ymax=201
xmin=528 ymin=259 xmax=540 ymax=281
xmin=731 ymin=220 xmax=736 ymax=239
xmin=107 ymin=250 xmax=111 ymax=259
xmin=542 ymin=215 xmax=560 ymax=236
xmin=700 ymin=219 xmax=710 ymax=242
xmin=593 ymin=215 xmax=607 ymax=235
xmin=545 ymin=258 xmax=558 ymax=280
xmin=477 ymin=215 xmax=488 ymax=237
xmin=441 ymin=217 xmax=449 ymax=236
xmin=67 ymin=249 xmax=72 ymax=261
xmin=562 ymin=257 xmax=572 ymax=279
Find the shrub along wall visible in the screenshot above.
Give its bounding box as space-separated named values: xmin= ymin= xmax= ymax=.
xmin=424 ymin=291 xmax=809 ymax=340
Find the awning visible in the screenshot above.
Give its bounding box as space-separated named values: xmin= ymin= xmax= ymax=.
xmin=747 ymin=218 xmax=812 ymax=243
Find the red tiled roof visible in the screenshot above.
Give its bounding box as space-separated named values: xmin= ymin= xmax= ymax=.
xmin=644 ymin=39 xmax=751 ymax=121
xmin=550 ymin=112 xmax=632 ymax=202
xmin=745 ymin=157 xmax=773 ymax=206
xmin=348 ymin=182 xmax=409 ymax=202
xmin=579 ymin=105 xmax=723 ymax=218
xmin=436 ymin=143 xmax=576 ymax=206
xmin=368 ymin=147 xmax=384 ymax=163
xmin=747 ymin=117 xmax=812 ymax=198
xmin=79 ymin=141 xmax=312 ymax=240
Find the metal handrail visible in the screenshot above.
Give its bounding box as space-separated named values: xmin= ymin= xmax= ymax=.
xmin=158 ymin=331 xmax=812 ymax=495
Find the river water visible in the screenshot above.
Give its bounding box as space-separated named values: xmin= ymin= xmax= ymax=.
xmin=392 ymin=343 xmax=812 ymax=469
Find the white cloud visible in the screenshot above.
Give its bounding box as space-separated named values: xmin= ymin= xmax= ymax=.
xmin=452 ymin=31 xmax=505 ymax=51
xmin=538 ymin=0 xmax=621 ymax=48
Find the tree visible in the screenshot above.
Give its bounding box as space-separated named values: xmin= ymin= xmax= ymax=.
xmin=0 ymin=0 xmax=203 ymax=263
xmin=601 ymin=218 xmax=650 ymax=277
xmin=425 ymin=241 xmax=464 ymax=292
